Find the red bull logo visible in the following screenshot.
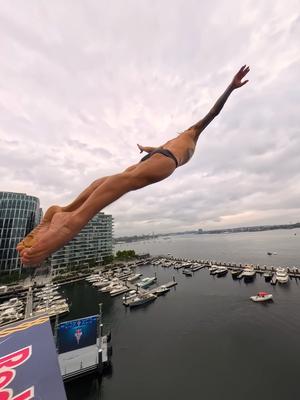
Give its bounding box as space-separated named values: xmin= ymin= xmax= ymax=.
xmin=0 ymin=346 xmax=34 ymax=400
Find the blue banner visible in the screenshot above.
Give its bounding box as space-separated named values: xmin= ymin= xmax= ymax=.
xmin=0 ymin=315 xmax=67 ymax=399
xmin=58 ymin=315 xmax=98 ymax=354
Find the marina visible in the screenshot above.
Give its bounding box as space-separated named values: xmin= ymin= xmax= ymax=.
xmin=2 ymin=252 xmax=300 ymax=327
xmin=0 ymin=282 xmax=70 ymax=327
xmin=63 ymin=251 xmax=300 ymax=400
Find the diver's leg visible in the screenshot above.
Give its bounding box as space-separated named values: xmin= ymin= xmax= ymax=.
xmin=21 ymin=155 xmax=175 ymax=265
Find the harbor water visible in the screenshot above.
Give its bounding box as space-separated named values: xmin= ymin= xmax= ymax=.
xmin=65 ymin=229 xmax=300 ymax=400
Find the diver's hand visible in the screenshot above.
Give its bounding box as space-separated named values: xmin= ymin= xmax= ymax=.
xmin=231 ymin=65 xmax=250 ymax=89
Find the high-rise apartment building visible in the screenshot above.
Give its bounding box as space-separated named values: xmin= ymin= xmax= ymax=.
xmin=50 ymin=212 xmax=113 ymax=275
xmin=0 ymin=191 xmax=42 ymax=274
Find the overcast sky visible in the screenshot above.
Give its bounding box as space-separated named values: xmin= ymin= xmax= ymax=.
xmin=0 ymin=1 xmax=299 ymax=236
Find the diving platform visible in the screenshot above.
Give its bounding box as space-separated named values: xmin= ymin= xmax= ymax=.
xmin=58 ymin=343 xmax=102 ymax=380
xmin=55 ymin=305 xmax=111 ymax=382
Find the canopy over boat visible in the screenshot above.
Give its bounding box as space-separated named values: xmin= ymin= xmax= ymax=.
xmin=258 ymin=291 xmax=269 ymax=297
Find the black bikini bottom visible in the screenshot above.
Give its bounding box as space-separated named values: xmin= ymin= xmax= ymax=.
xmin=140 ymin=148 xmax=178 ymax=168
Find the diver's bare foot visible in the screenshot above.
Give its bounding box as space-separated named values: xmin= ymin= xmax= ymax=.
xmin=16 ymin=205 xmax=63 ymax=254
xmin=21 ymin=211 xmax=85 ymax=266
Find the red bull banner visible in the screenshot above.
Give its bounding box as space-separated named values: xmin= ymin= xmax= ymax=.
xmin=0 ymin=316 xmax=67 ymax=399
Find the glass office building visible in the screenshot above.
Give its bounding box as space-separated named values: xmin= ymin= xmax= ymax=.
xmin=50 ymin=212 xmax=113 ymax=275
xmin=0 ymin=191 xmax=41 ymax=274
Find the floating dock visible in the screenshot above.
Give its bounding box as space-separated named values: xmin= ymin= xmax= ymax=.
xmin=56 ymin=305 xmax=111 ymax=382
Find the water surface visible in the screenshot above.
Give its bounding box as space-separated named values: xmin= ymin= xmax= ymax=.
xmin=64 ymin=229 xmax=300 ymax=400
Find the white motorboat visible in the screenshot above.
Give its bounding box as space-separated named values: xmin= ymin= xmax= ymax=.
xmin=92 ymin=279 xmax=110 ymax=288
xmin=126 ymin=293 xmax=157 ymax=308
xmin=0 ymin=307 xmax=24 ymax=325
xmin=127 ymin=273 xmax=143 ymax=282
xmin=250 ymin=292 xmax=273 ymax=302
xmin=101 ymin=282 xmax=121 ymax=293
xmin=275 ymin=267 xmax=289 ymax=284
xmin=182 ymin=269 xmax=193 ymax=276
xmin=137 ymin=276 xmax=157 ymax=289
xmin=122 ymin=290 xmax=138 ymax=303
xmin=154 ymin=285 xmax=170 ymax=295
xmin=209 ymin=265 xmax=219 ymax=275
xmin=86 ymin=275 xmax=101 ymax=282
xmin=242 ymin=265 xmax=256 ymax=280
xmin=109 ymin=285 xmax=130 ymax=296
xmin=0 ymin=285 xmax=8 ymax=294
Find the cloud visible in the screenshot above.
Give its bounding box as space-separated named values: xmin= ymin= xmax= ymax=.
xmin=0 ymin=0 xmax=299 ymax=236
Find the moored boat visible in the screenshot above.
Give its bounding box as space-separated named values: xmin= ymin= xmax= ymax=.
xmin=263 ymin=271 xmax=273 ymax=282
xmin=275 ymin=267 xmax=289 ymax=284
xmin=126 ymin=293 xmax=157 ymax=307
xmin=110 ymin=286 xmax=130 ymax=297
xmin=216 ymin=267 xmax=228 ymax=277
xmin=231 ymin=269 xmax=242 ymax=279
xmin=127 ymin=273 xmax=143 ymax=282
xmin=242 ymin=265 xmax=256 ymax=281
xmin=154 ymin=285 xmax=170 ymax=295
xmin=209 ymin=265 xmax=219 ymax=275
xmin=137 ymin=276 xmax=157 ymax=289
xmin=191 ymin=265 xmax=203 ymax=272
xmin=182 ymin=269 xmax=193 ymax=276
xmin=122 ymin=290 xmax=138 ymax=303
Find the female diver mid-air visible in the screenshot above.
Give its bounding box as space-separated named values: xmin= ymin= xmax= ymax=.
xmin=17 ymin=65 xmax=250 ymax=266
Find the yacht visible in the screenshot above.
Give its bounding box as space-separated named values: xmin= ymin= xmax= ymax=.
xmin=109 ymin=285 xmax=130 ymax=297
xmin=275 ymin=267 xmax=289 ymax=284
xmin=126 ymin=293 xmax=157 ymax=308
xmin=122 ymin=290 xmax=138 ymax=303
xmin=126 ymin=273 xmax=143 ymax=282
xmin=154 ymin=285 xmax=170 ymax=295
xmin=209 ymin=265 xmax=219 ymax=275
xmin=137 ymin=276 xmax=157 ymax=289
xmin=174 ymin=263 xmax=183 ymax=270
xmin=92 ymin=279 xmax=110 ymax=288
xmin=242 ymin=265 xmax=256 ymax=281
xmin=101 ymin=282 xmax=121 ymax=293
xmin=86 ymin=275 xmax=101 ymax=283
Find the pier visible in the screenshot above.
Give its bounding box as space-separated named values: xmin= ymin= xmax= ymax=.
xmin=148 ymin=279 xmax=178 ymax=295
xmin=123 ymin=276 xmax=177 ymax=296
xmin=159 ymin=256 xmax=300 ymax=279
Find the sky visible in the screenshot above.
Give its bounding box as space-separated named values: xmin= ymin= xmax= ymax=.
xmin=0 ymin=0 xmax=299 ymax=236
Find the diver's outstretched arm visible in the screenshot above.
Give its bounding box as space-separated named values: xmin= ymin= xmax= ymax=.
xmin=191 ymin=65 xmax=250 ymax=140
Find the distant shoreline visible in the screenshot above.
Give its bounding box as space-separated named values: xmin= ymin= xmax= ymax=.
xmin=115 ymin=223 xmax=300 ymax=243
